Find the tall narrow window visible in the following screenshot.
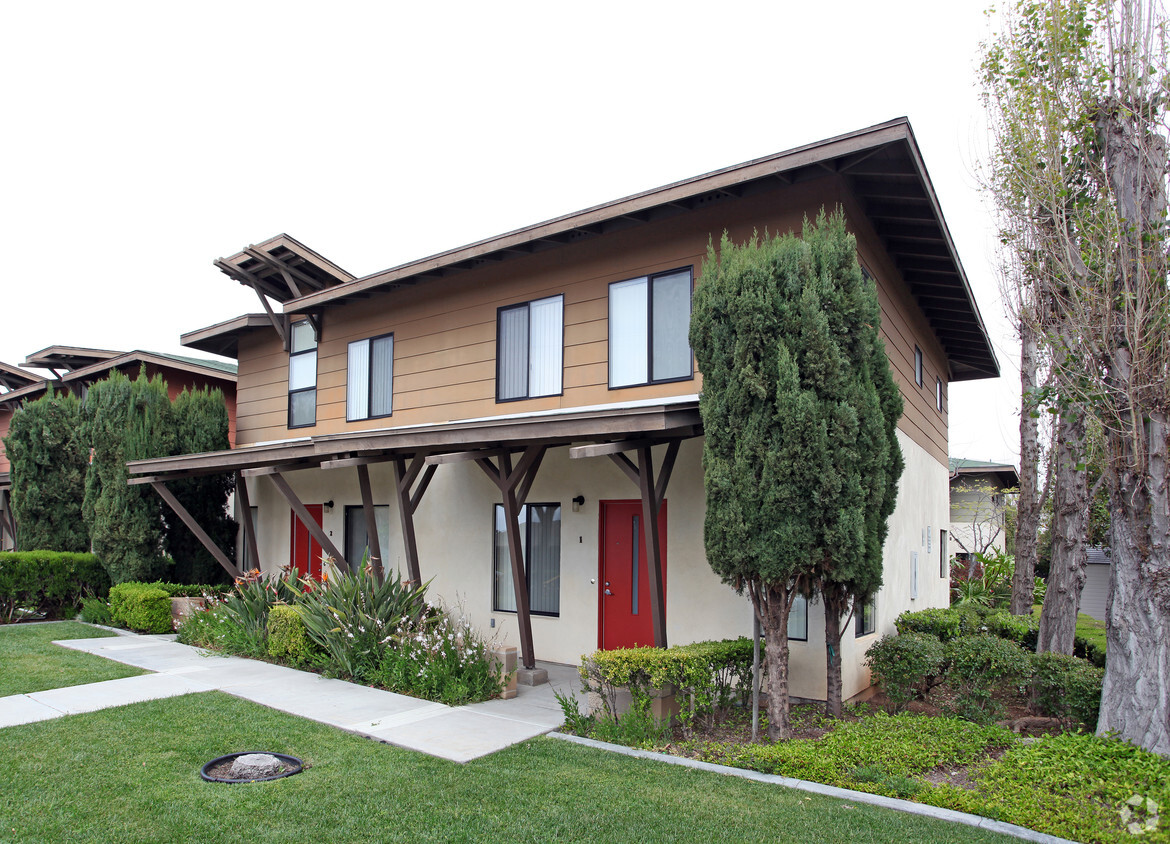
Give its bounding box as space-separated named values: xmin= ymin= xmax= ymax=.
xmin=497 ymin=295 xmax=563 ymax=401
xmin=940 ymin=529 xmax=949 ymax=577
xmin=609 ymin=268 xmax=693 ymax=388
xmin=288 ymin=320 xmax=317 ymax=428
xmin=492 ymin=503 xmax=561 ymax=615
xmin=936 ymin=377 xmax=944 ymax=411
xmin=914 ymin=345 xmax=923 ymax=387
xmin=788 ymin=594 xmax=808 ymax=641
xmin=910 ymin=551 xmax=920 ymax=600
xmin=347 ymin=334 xmax=394 ymax=420
xmin=344 ymin=505 xmax=391 ymax=569
xmin=855 ymin=596 xmax=876 ymax=637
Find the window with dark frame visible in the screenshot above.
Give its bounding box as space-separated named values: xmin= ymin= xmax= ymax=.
xmin=855 ymin=596 xmax=876 ymax=637
xmin=936 ymin=377 xmax=944 ymax=411
xmin=347 ymin=334 xmax=394 ymax=421
xmin=788 ymin=594 xmax=808 ymax=641
xmin=609 ymin=268 xmax=694 ymax=388
xmin=497 ymin=295 xmax=564 ymax=401
xmin=344 ymin=505 xmax=391 ymax=569
xmin=492 ymin=503 xmax=561 ymax=616
xmin=288 ymin=320 xmax=317 ymax=428
xmin=940 ymin=529 xmax=949 ymax=577
xmin=914 ymin=345 xmax=923 ymax=387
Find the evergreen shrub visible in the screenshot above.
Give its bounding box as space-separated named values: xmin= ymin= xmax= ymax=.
xmin=945 ymin=635 xmax=1031 ymax=722
xmin=266 ymin=604 xmax=316 ymax=665
xmin=79 ymin=597 xmax=112 ymax=625
xmin=108 ymin=582 xmax=173 ymax=633
xmin=984 ymin=610 xmax=1040 ymax=650
xmin=863 ymin=633 xmax=946 ymax=711
xmin=1029 ymin=651 xmax=1104 ymax=730
xmin=0 ymin=551 xmax=109 ymax=622
xmin=895 ymin=607 xmax=985 ymax=641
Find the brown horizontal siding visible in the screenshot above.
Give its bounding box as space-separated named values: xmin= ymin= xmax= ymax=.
xmin=234 ymin=174 xmax=951 ymax=464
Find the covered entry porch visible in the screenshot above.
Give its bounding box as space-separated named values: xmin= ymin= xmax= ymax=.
xmin=127 ymin=400 xmax=703 ymax=674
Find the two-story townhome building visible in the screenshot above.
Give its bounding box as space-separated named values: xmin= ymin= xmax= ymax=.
xmin=128 ymin=118 xmax=998 ymax=701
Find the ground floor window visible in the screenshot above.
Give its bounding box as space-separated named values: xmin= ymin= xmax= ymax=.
xmin=344 ymin=505 xmax=391 ymax=571
xmin=855 ymin=596 xmax=876 ymax=637
xmin=492 ymin=503 xmax=561 ymax=616
xmin=788 ymin=594 xmax=808 ymax=641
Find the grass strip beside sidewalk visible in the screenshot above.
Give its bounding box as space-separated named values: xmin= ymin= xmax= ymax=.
xmin=0 ymin=621 xmax=145 ymax=697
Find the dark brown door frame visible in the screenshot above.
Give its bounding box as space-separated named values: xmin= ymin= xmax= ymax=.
xmin=570 ymin=438 xmax=682 ymax=648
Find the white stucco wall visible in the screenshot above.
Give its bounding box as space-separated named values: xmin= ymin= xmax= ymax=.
xmin=242 ymin=427 xmax=949 ymax=702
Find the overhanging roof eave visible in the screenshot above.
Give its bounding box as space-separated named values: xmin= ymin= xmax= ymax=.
xmin=126 ymin=401 xmax=703 ymax=481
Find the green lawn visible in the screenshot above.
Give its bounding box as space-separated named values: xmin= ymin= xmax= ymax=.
xmin=0 ymin=622 xmax=145 ymax=697
xmin=0 ymin=692 xmax=1017 ymax=844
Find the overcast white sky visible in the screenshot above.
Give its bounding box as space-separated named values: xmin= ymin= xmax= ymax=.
xmin=0 ymin=0 xmax=1021 ymax=465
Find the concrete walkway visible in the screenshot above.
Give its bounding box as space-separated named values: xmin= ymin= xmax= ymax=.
xmin=0 ymin=630 xmax=585 ymax=763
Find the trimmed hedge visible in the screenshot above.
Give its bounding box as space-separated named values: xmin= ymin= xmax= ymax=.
xmin=864 ymin=632 xmax=946 ymax=712
xmin=1030 ymin=651 xmax=1104 ymax=730
xmin=108 ymin=582 xmax=173 ymax=633
xmin=266 ymin=604 xmax=315 ymax=664
xmin=581 ymin=637 xmax=755 ymax=735
xmin=0 ymin=551 xmax=109 ymax=623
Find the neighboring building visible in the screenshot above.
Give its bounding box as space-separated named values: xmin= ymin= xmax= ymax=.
xmin=948 ymin=457 xmax=1019 ymax=565
xmin=0 ymin=362 xmax=45 ymax=550
xmin=0 ymin=347 xmax=237 ymax=551
xmin=1079 ymin=547 xmax=1112 ymax=622
xmin=128 ymin=118 xmax=999 ymax=701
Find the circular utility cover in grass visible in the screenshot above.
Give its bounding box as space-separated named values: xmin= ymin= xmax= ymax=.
xmin=200 ymin=752 xmax=303 ymax=783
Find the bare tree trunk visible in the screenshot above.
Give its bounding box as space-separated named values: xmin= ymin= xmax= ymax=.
xmin=1038 ymin=405 xmax=1089 ymax=653
xmin=1012 ymin=318 xmax=1043 ymax=615
xmin=822 ymin=588 xmax=847 ymax=718
xmin=750 ymin=581 xmax=794 ymax=740
xmin=1099 ymin=423 xmax=1170 ymax=755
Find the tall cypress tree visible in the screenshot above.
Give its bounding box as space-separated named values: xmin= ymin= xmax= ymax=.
xmin=3 ymin=385 xmax=90 ymax=552
xmin=82 ymin=369 xmax=176 ymax=583
xmin=690 ymin=209 xmax=903 ymax=738
xmin=166 ymin=387 xmax=235 ymax=584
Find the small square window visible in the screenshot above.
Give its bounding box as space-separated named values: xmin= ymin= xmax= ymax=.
xmin=914 ymin=346 xmax=923 ymax=387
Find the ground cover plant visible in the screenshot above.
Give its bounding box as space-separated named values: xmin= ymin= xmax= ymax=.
xmin=177 ymin=566 xmax=504 ymax=706
xmin=0 ymin=691 xmax=1018 ymax=844
xmin=0 ymin=622 xmax=144 ymax=696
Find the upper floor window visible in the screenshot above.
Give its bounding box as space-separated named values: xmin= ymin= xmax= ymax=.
xmin=288 ymin=320 xmax=317 ymax=429
xmin=609 ymin=268 xmax=693 ymax=388
xmin=347 ymin=334 xmax=394 ymax=421
xmin=497 ymin=295 xmax=563 ymax=401
xmin=914 ymin=345 xmax=924 ymax=387
xmin=936 ymin=377 xmax=944 ymax=411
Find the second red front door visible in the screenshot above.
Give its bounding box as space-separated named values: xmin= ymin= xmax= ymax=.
xmin=600 ymin=499 xmax=667 ymax=650
xmin=290 ymin=505 xmax=324 ymax=581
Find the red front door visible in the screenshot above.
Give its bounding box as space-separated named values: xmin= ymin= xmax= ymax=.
xmin=600 ymin=499 xmax=667 ymax=650
xmin=290 ymin=505 xmax=324 ymax=581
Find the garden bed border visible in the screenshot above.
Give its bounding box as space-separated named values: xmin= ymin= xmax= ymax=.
xmin=548 ymin=732 xmax=1077 ymax=844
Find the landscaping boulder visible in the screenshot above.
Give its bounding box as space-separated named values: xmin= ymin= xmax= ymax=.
xmin=227 ymin=753 xmax=284 ymax=779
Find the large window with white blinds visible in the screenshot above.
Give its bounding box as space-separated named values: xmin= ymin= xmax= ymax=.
xmin=288 ymin=320 xmax=317 ymax=429
xmin=497 ymin=295 xmax=563 ymax=401
xmin=347 ymin=333 xmax=394 ymax=421
xmin=492 ymin=503 xmax=561 ymax=616
xmin=609 ymin=268 xmax=693 ymax=388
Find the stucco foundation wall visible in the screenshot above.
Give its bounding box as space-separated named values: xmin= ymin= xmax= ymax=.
xmin=242 ymin=428 xmax=948 ymax=702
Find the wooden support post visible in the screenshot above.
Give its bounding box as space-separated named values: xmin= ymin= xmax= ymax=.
xmin=149 ymin=481 xmax=241 ymax=579
xmin=267 ymin=471 xmax=350 ymax=573
xmin=235 ymin=472 xmax=260 ymax=573
xmin=393 ymin=454 xmax=435 ymax=586
xmin=637 ymin=446 xmax=668 ymax=648
xmin=474 ymin=445 xmax=547 ymax=670
xmin=356 ymin=463 xmax=383 ymax=581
